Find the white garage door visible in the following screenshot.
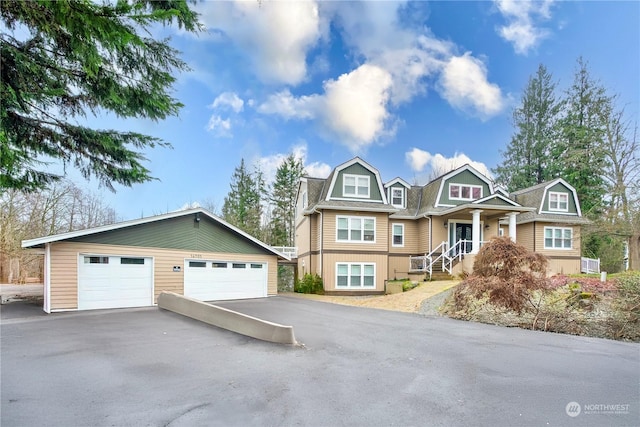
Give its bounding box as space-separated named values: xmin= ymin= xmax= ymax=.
xmin=78 ymin=255 xmax=153 ymax=310
xmin=184 ymin=260 xmax=267 ymax=301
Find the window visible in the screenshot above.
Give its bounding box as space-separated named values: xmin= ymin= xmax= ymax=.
xmin=232 ymin=263 xmax=246 ymax=269
xmin=212 ymin=262 xmax=227 ymax=268
xmin=250 ymin=264 xmax=263 ymax=269
xmin=392 ymin=223 xmax=404 ymax=247
xmin=302 ymin=191 xmax=308 ymax=208
xmin=336 ymin=263 xmax=375 ymax=288
xmin=544 ymin=227 xmax=572 ymax=249
xmin=121 ymin=257 xmax=144 ymax=265
xmin=85 ymin=256 xmax=109 ymax=264
xmin=336 ymin=216 xmax=375 ymax=242
xmin=343 ymin=174 xmax=370 ymax=198
xmin=390 ymin=187 xmax=405 ymax=208
xmin=549 ymin=192 xmax=569 ymax=212
xmin=449 ymin=184 xmax=482 ymax=201
xmin=189 ymin=261 xmax=206 ymax=268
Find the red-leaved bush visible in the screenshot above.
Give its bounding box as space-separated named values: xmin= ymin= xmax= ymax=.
xmin=453 ymin=236 xmax=549 ymax=313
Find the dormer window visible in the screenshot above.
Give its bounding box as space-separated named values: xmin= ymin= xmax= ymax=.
xmin=449 ymin=184 xmax=482 ymax=201
xmin=389 ymin=187 xmax=405 ymax=208
xmin=343 ymin=174 xmax=369 ymax=198
xmin=549 ymin=192 xmax=568 ymax=212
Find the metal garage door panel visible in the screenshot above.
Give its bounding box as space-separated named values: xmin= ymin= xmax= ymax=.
xmin=184 ymin=260 xmax=267 ymax=301
xmin=78 ymin=256 xmax=153 ymax=310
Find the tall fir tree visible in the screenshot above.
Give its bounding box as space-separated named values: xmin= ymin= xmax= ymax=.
xmin=221 ymin=159 xmax=265 ymax=239
xmin=1 ymin=0 xmax=200 ymax=192
xmin=494 ymin=64 xmax=563 ymax=191
xmin=554 ymin=57 xmax=611 ymax=216
xmin=267 ymin=154 xmax=305 ymax=246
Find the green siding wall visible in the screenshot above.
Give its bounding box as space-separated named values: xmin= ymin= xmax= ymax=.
xmin=69 ymin=215 xmax=267 ymax=254
xmin=543 ymin=183 xmax=578 ymax=213
xmin=477 ymin=196 xmax=513 ymax=206
xmin=330 ymin=163 xmax=383 ymax=201
xmin=438 ymin=170 xmax=491 ymax=206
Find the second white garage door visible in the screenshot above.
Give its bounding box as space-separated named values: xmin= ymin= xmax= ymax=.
xmin=183 ymin=260 xmax=268 ymax=301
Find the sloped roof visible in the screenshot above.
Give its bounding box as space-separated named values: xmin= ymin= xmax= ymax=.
xmin=304 ymin=157 xmax=396 ymax=213
xmin=21 ymin=208 xmax=289 ymax=260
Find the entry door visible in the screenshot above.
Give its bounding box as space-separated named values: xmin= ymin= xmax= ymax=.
xmin=453 ymin=223 xmax=472 ymax=255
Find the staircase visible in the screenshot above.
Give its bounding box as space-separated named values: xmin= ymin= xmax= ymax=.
xmin=429 ymin=253 xmax=455 ymax=280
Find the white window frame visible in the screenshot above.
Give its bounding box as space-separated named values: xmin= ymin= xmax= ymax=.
xmin=389 ymin=187 xmax=405 ymax=208
xmin=544 ymin=226 xmax=573 ymax=250
xmin=549 ymin=192 xmax=569 ymax=212
xmin=336 ymin=216 xmax=376 ymax=243
xmin=392 ymin=223 xmax=404 ymax=247
xmin=449 ymin=184 xmax=483 ymax=201
xmin=302 ymin=191 xmax=308 ymax=208
xmin=343 ymin=174 xmax=370 ymax=198
xmin=336 ymin=263 xmax=376 ymax=288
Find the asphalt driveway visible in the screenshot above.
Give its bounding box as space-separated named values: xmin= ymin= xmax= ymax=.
xmin=1 ymin=296 xmax=638 ymax=426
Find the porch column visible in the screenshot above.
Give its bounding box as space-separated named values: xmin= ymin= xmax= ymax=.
xmin=471 ymin=210 xmax=482 ymax=254
xmin=507 ymin=212 xmax=518 ymax=242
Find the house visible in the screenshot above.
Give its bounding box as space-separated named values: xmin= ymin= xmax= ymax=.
xmin=21 ymin=208 xmax=289 ymax=313
xmin=294 ymin=157 xmax=589 ymax=294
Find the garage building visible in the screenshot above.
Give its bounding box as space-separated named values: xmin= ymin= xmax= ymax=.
xmin=21 ymin=208 xmax=289 ymax=313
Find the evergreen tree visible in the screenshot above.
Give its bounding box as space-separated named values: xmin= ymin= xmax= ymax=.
xmin=268 ymin=154 xmax=305 ymax=246
xmin=1 ymin=0 xmax=200 ymax=192
xmin=554 ymin=57 xmax=611 ymax=216
xmin=221 ymin=159 xmax=264 ymax=239
xmin=494 ymin=64 xmax=563 ymax=191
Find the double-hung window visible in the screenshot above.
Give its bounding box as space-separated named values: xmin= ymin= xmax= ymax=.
xmin=336 ymin=263 xmax=375 ymax=288
xmin=544 ymin=227 xmax=572 ymax=249
xmin=343 ymin=174 xmax=370 ymax=198
xmin=390 ymin=187 xmax=405 ymax=208
xmin=392 ymin=223 xmax=404 ymax=247
xmin=337 ymin=216 xmax=375 ymax=242
xmin=449 ymin=184 xmax=482 ymax=201
xmin=549 ymin=192 xmax=569 ymax=212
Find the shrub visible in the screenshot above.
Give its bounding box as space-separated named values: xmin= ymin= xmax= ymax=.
xmin=402 ymin=281 xmax=419 ymax=292
xmin=294 ymin=273 xmax=324 ymax=294
xmin=614 ymin=270 xmax=640 ymax=322
xmin=453 ymin=237 xmax=549 ymax=313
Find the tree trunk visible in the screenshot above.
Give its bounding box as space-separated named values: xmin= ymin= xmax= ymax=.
xmin=629 ymin=234 xmax=640 ymax=271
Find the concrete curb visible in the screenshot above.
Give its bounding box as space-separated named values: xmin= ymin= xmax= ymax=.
xmin=157 ymin=292 xmax=297 ymax=345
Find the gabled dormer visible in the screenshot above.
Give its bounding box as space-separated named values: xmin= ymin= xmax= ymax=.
xmin=384 ymin=177 xmax=411 ymax=209
xmin=325 ymin=157 xmax=387 ymax=204
xmin=434 ymin=165 xmax=494 ymax=207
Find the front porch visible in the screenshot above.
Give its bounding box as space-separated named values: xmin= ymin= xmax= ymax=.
xmin=409 ymin=239 xmax=482 ymax=278
xmin=409 ymin=206 xmax=523 ymax=279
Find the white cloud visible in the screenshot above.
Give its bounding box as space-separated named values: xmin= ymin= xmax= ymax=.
xmin=494 ymin=0 xmax=554 ymax=55
xmin=206 ymin=92 xmax=245 ymax=137
xmin=438 ymin=53 xmax=505 ymax=120
xmin=257 ymin=89 xmax=318 ymax=120
xmin=195 ymin=0 xmax=323 ymax=85
xmin=406 ymin=147 xmax=432 ymax=172
xmin=254 ymin=3 xmax=506 ymax=150
xmin=405 ymin=148 xmax=492 ymax=182
xmin=206 ymin=115 xmax=232 ymax=137
xmin=321 ymin=64 xmax=393 ymax=151
xmin=210 ymin=92 xmax=244 ymax=113
xmin=258 ymin=64 xmax=394 ymax=153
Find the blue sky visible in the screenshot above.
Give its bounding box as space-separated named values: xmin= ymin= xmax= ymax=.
xmin=67 ymin=1 xmax=640 ymax=220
